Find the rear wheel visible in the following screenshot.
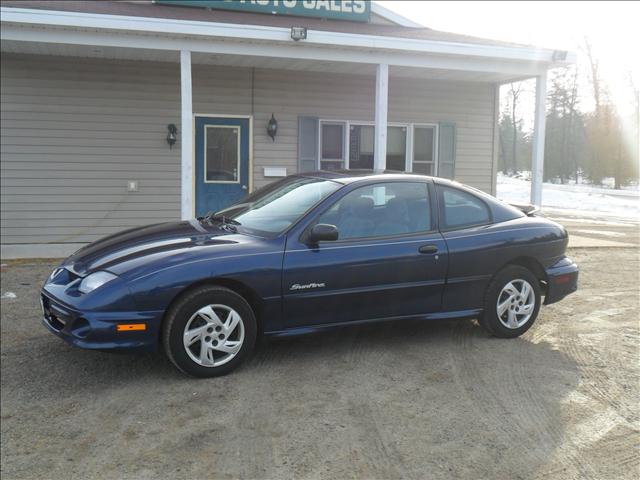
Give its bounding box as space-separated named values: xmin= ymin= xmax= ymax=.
xmin=481 ymin=265 xmax=541 ymax=338
xmin=162 ymin=285 xmax=257 ymax=377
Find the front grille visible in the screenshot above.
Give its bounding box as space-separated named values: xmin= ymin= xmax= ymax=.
xmin=41 ymin=295 xmax=69 ymax=332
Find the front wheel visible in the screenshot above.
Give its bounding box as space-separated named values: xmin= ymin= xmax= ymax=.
xmin=162 ymin=286 xmax=257 ymax=377
xmin=481 ymin=265 xmax=541 ymax=338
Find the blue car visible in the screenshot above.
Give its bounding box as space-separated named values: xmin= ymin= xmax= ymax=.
xmin=41 ymin=172 xmax=578 ymax=377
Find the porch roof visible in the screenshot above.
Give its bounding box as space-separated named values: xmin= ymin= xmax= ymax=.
xmin=0 ymin=2 xmax=575 ymax=84
xmin=1 ymin=0 xmax=529 ymax=48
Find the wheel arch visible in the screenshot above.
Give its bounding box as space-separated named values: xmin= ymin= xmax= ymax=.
xmin=498 ymin=256 xmax=548 ymax=294
xmin=160 ymin=277 xmax=265 ymax=343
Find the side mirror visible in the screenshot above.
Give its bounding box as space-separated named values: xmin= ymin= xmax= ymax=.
xmin=308 ymin=224 xmax=339 ymax=243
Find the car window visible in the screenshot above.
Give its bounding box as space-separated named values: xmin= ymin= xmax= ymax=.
xmin=317 ymin=182 xmax=431 ymax=240
xmin=440 ymin=186 xmax=491 ymax=229
xmin=216 ymin=177 xmax=341 ymax=236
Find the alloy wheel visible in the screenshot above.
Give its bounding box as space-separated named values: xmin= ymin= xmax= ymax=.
xmin=496 ymin=279 xmax=536 ymax=329
xmin=183 ymin=304 xmax=245 ymax=367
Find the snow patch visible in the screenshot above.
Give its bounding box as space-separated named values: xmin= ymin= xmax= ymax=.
xmin=497 ymin=174 xmax=640 ymax=223
xmin=575 ymin=229 xmax=626 ymax=238
xmin=1 ymin=292 xmax=17 ymax=299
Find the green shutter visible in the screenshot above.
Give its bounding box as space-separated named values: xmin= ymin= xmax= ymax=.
xmin=438 ymin=122 xmax=456 ymax=179
xmin=298 ymin=116 xmax=319 ymax=173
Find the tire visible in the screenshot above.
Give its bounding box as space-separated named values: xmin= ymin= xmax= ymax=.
xmin=162 ymin=285 xmax=257 ymax=377
xmin=481 ymin=265 xmax=541 ymax=338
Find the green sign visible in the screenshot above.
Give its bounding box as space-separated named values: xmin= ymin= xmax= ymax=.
xmin=155 ymin=0 xmax=371 ymax=23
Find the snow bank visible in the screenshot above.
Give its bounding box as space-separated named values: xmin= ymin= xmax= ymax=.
xmin=496 ymin=174 xmax=640 ymax=223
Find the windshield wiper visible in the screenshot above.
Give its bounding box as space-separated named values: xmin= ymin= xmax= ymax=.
xmin=203 ymin=212 xmax=241 ymax=230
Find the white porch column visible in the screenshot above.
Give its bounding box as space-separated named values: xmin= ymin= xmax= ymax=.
xmin=530 ymin=72 xmax=547 ymax=206
xmin=180 ymin=50 xmax=193 ymax=220
xmin=374 ymin=63 xmax=389 ymax=172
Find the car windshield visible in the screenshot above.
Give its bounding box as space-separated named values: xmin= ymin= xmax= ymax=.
xmin=213 ymin=176 xmax=341 ymax=237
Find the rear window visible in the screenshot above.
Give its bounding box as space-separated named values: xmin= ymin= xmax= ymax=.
xmin=439 ymin=186 xmax=491 ymax=229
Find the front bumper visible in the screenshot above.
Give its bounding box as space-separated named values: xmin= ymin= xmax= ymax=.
xmin=544 ymin=256 xmax=579 ymax=305
xmin=41 ymin=291 xmax=164 ymax=352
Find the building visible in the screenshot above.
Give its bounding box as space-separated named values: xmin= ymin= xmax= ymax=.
xmin=0 ymin=0 xmax=574 ymax=258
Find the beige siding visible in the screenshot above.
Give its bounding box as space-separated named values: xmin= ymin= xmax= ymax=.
xmin=1 ymin=54 xmax=495 ymax=246
xmin=392 ymin=78 xmax=496 ymax=192
xmin=251 ymin=70 xmax=496 ymax=191
xmin=1 ymin=55 xmax=182 ymax=245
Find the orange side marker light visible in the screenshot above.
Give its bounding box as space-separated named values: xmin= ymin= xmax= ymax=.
xmin=116 ymin=323 xmax=147 ymax=332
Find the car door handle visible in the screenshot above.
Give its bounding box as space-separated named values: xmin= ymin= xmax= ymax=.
xmin=418 ymin=244 xmax=439 ymax=254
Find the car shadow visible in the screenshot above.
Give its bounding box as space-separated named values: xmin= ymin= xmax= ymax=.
xmin=3 ymin=315 xmax=583 ymax=478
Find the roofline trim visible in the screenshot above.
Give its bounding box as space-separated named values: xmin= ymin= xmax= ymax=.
xmin=0 ymin=7 xmax=575 ymax=65
xmin=0 ymin=25 xmax=553 ymax=77
xmin=371 ymin=3 xmax=424 ymax=28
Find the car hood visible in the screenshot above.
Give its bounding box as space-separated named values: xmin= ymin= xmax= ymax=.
xmin=62 ymin=220 xmax=242 ymax=277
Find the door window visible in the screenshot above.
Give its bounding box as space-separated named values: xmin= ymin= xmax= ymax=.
xmin=386 ymin=126 xmax=407 ymax=171
xmin=205 ymin=126 xmax=240 ymax=182
xmin=349 ymin=124 xmax=374 ymax=169
xmin=320 ymin=122 xmax=345 ymax=170
xmin=317 ymin=182 xmax=432 ymax=240
xmin=439 ymin=186 xmax=491 ymax=230
xmin=412 ymin=126 xmax=436 ymax=175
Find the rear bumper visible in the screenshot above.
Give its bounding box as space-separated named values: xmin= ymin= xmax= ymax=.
xmin=544 ymin=257 xmax=579 ymax=305
xmin=40 ymin=292 xmax=163 ymax=352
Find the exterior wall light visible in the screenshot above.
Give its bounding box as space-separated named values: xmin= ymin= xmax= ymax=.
xmin=291 ymin=26 xmax=307 ymax=41
xmin=552 ymin=50 xmax=568 ymax=62
xmin=267 ymin=114 xmax=278 ymax=142
xmin=166 ymin=123 xmax=178 ymax=149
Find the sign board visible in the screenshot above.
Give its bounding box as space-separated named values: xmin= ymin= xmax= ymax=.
xmin=155 ymin=1 xmax=371 ymax=23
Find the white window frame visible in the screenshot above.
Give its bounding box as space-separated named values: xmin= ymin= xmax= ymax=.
xmin=203 ymin=124 xmax=242 ymax=184
xmin=409 ymin=123 xmax=439 ymax=175
xmin=317 ymin=119 xmax=438 ymax=174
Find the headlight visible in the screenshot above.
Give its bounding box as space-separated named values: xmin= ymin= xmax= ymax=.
xmin=78 ymin=271 xmax=118 ymax=294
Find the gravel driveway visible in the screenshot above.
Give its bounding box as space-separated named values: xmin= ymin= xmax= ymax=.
xmin=1 ymin=247 xmax=638 ymax=480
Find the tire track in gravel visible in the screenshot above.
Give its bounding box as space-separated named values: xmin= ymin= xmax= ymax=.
xmin=559 ymin=306 xmax=638 ymax=423
xmin=601 ymin=429 xmax=640 ymax=473
xmin=511 ymin=330 xmax=600 ymax=480
xmin=327 ymin=322 xmax=420 ymax=480
xmin=346 ymin=401 xmax=414 ymax=480
xmin=249 ymin=340 xmax=293 ymax=370
xmin=342 ymin=326 xmax=371 ymax=366
xmin=448 ymin=319 xmax=596 ymax=478
xmin=562 ymin=337 xmax=637 ymax=423
xmin=348 ymin=333 xmax=417 ymax=479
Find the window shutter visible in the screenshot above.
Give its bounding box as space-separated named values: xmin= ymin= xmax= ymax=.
xmin=438 ymin=122 xmax=456 ymax=179
xmin=298 ymin=116 xmax=319 ymax=173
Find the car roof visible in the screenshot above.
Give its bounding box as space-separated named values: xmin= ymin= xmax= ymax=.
xmin=295 ymin=171 xmax=524 ymax=220
xmin=297 ymin=170 xmax=432 ymax=184
xmin=297 ymin=169 xmax=466 ymax=188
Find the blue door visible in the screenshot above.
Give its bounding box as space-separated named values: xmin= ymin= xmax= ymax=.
xmin=195 ymin=116 xmax=250 ymax=217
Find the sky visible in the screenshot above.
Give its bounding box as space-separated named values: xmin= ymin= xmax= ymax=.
xmin=377 ymin=1 xmax=640 ymax=127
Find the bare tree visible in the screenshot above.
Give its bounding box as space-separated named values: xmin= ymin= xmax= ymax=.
xmin=582 ymin=37 xmax=609 ymax=184
xmin=582 ymin=38 xmax=637 ymax=187
xmin=508 ymin=83 xmax=524 ymax=174
xmin=567 ymin=66 xmax=581 ymax=182
xmin=583 ymin=39 xmax=601 ymax=113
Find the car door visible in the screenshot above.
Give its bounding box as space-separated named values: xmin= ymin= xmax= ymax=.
xmin=282 ymin=180 xmax=448 ymax=328
xmin=435 ymin=183 xmax=500 ymax=312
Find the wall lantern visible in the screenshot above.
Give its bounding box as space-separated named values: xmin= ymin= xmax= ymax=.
xmin=166 ymin=124 xmax=178 ymax=149
xmin=291 ymin=26 xmax=307 ymax=41
xmin=552 ymin=50 xmax=568 ymax=62
xmin=267 ymin=114 xmax=278 ymax=142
